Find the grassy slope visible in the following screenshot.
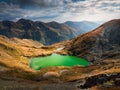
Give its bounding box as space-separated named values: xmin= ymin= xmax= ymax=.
xmin=0 ymin=35 xmax=120 ymax=90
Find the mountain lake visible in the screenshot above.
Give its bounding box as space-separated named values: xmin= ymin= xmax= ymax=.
xmin=29 ymin=53 xmax=90 ymax=70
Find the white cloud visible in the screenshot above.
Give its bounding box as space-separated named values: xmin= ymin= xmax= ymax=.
xmin=52 ymin=0 xmax=120 ymax=22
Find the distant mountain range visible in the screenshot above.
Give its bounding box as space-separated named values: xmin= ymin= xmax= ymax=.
xmin=64 ymin=21 xmax=100 ymax=35
xmin=0 ymin=19 xmax=77 ymax=45
xmin=0 ymin=19 xmax=101 ymax=45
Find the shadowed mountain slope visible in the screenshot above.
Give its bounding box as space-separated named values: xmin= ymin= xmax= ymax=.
xmin=68 ymin=19 xmax=120 ymax=62
xmin=0 ymin=19 xmax=77 ymax=45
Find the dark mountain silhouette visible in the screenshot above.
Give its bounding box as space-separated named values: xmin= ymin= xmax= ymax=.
xmin=64 ymin=21 xmax=100 ymax=35
xmin=0 ymin=19 xmax=77 ymax=45
xmin=68 ymin=19 xmax=120 ymax=62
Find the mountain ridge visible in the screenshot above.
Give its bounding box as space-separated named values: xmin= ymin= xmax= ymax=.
xmin=0 ymin=19 xmax=77 ymax=45
xmin=68 ymin=19 xmax=120 ymax=62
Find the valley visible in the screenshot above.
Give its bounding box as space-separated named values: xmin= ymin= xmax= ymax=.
xmin=0 ymin=0 xmax=120 ymax=89
xmin=0 ymin=19 xmax=120 ymax=90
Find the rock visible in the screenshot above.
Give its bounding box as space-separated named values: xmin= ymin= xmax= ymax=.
xmin=43 ymin=72 xmax=60 ymax=79
xmin=59 ymin=69 xmax=70 ymax=75
xmin=79 ymin=73 xmax=120 ymax=89
xmin=103 ymin=82 xmax=113 ymax=88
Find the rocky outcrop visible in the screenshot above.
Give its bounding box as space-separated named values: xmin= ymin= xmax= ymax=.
xmin=0 ymin=19 xmax=77 ymax=45
xmin=43 ymin=72 xmax=60 ymax=79
xmin=68 ymin=19 xmax=120 ymax=62
xmin=79 ymin=73 xmax=120 ymax=89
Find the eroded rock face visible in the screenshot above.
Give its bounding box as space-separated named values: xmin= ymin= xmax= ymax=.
xmin=68 ymin=19 xmax=120 ymax=62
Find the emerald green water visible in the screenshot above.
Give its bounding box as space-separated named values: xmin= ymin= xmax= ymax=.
xmin=30 ymin=53 xmax=90 ymax=70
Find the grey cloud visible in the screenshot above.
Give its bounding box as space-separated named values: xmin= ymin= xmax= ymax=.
xmin=0 ymin=2 xmax=26 ymax=21
xmin=0 ymin=0 xmax=120 ymax=22
xmin=3 ymin=0 xmax=73 ymax=8
xmin=94 ymin=0 xmax=120 ymax=13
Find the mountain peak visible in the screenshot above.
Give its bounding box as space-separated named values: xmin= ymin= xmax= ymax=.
xmin=100 ymin=19 xmax=120 ymax=27
xmin=17 ymin=18 xmax=34 ymax=23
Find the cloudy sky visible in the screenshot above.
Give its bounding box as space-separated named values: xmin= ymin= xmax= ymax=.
xmin=0 ymin=0 xmax=120 ymax=22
